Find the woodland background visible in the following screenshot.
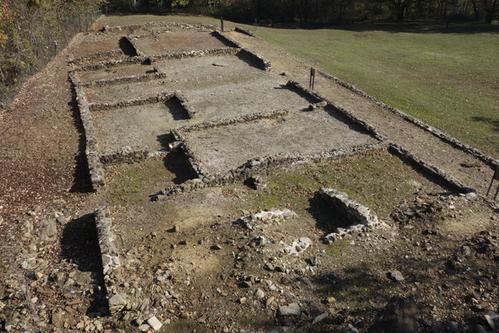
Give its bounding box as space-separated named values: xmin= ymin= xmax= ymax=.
xmin=0 ymin=0 xmax=497 ymax=104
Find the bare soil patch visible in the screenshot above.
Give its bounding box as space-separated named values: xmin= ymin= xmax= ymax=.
xmin=132 ymin=32 xmax=228 ymax=56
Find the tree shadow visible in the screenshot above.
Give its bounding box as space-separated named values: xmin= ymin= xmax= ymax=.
xmin=60 ymin=214 xmax=108 ymax=316
xmin=250 ymin=20 xmax=499 ymax=34
xmin=326 ymin=21 xmax=499 ymax=34
xmin=304 ymin=264 xmax=391 ymax=331
xmin=471 ymin=116 xmax=499 ymax=132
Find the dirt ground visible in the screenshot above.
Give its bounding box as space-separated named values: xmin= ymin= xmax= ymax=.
xmin=222 ymin=31 xmax=496 ymax=195
xmin=132 ymin=32 xmax=227 ymax=56
xmin=0 ymin=15 xmax=497 ymax=333
xmin=92 ymin=101 xmax=189 ymax=155
xmin=183 ymin=109 xmax=376 ymax=176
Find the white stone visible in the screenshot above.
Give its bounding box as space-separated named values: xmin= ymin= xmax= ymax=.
xmin=146 ymin=316 xmax=163 ymax=331
xmin=278 ymin=303 xmax=301 ymax=316
xmin=312 ymin=312 xmax=329 ymax=324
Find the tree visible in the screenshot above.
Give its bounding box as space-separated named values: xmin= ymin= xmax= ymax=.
xmin=387 ymin=0 xmax=413 ymax=21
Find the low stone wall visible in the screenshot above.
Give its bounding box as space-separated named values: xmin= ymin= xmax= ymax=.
xmin=237 ymin=48 xmax=272 ymax=71
xmin=88 ymin=93 xmax=173 ymax=112
xmin=176 ymin=109 xmax=288 ymax=133
xmin=168 ymin=109 xmax=292 ymax=181
xmin=388 ymin=143 xmax=475 ymax=194
xmin=286 ymin=80 xmax=386 ymax=142
xmin=88 ymin=91 xmax=194 ymax=118
xmin=81 ymin=71 xmax=167 ymax=88
xmin=100 ymin=146 xmax=168 ymax=166
xmin=94 ymin=208 xmax=127 ymax=315
xmin=123 ymin=36 xmax=143 ymax=57
xmin=212 ymin=31 xmax=271 ymax=71
xmin=69 ymin=49 xmax=124 ymax=66
xmin=99 ymin=22 xmax=215 ymax=34
xmin=153 ymin=143 xmax=383 ymax=200
xmin=77 ymin=56 xmax=146 ymax=72
xmin=152 ymin=46 xmax=239 ymax=61
xmin=69 ymin=71 xmax=105 ymax=190
xmin=173 ymin=91 xmax=196 ymax=118
xmin=285 ymin=80 xmax=328 ymax=103
xmin=75 ymin=47 xmax=239 ymax=73
xmin=317 ymin=70 xmax=498 ymax=169
xmin=211 ymin=30 xmax=241 ymax=48
xmin=284 ymin=80 xmax=486 ymax=194
xmin=235 ymin=26 xmax=255 ymax=37
xmin=319 ymin=188 xmax=380 ymax=243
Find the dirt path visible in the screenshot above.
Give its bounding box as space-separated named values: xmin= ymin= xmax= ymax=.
xmin=226 ymin=31 xmax=496 ymax=194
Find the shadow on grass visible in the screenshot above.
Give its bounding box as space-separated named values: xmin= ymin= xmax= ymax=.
xmin=471 ymin=116 xmax=499 ymax=132
xmin=255 ymin=20 xmax=499 ymax=34
xmin=61 ymin=214 xmax=108 ymax=316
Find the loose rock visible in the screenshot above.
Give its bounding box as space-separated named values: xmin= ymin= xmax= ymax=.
xmin=278 ymin=303 xmax=301 ymax=317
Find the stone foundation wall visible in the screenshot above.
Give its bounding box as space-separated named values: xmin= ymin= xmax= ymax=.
xmin=75 ymin=47 xmax=239 ymax=73
xmin=284 ymin=79 xmax=479 ymax=194
xmin=176 ymin=109 xmax=288 ymax=133
xmin=235 ymin=26 xmax=255 ymax=37
xmin=320 ymin=188 xmax=380 ymax=243
xmin=94 ymin=208 xmax=127 ymax=315
xmin=285 ymin=80 xmax=386 ymax=141
xmin=69 ymin=49 xmax=124 ymax=66
xmin=81 ymin=71 xmax=167 ymax=88
xmin=99 ymin=22 xmax=215 ymax=34
xmin=213 ymin=31 xmax=271 ymax=71
xmin=69 ymin=71 xmax=105 ymax=190
xmin=77 ymin=57 xmax=146 ymax=72
xmin=88 ymin=93 xmax=173 ymax=112
xmin=317 ymin=70 xmax=498 ymax=169
xmin=100 ymin=147 xmax=168 ymax=166
xmin=87 ymin=91 xmax=194 ymax=117
xmin=153 ymin=143 xmax=383 ymax=200
xmin=388 ymin=143 xmax=475 ymax=194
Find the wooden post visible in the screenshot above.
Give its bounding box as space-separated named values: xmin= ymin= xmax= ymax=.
xmin=220 ymin=17 xmax=224 ymax=32
xmin=486 ymin=165 xmax=499 ymax=200
xmin=309 ymin=67 xmax=316 ymax=91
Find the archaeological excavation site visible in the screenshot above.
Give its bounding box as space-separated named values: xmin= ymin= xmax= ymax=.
xmin=0 ymin=16 xmax=498 ymax=333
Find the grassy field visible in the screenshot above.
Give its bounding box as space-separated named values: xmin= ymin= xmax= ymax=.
xmin=254 ymin=26 xmax=499 ymax=157
xmin=98 ymin=15 xmax=499 ymax=157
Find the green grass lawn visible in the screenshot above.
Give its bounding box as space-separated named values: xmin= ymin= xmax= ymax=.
xmin=253 ymin=26 xmax=499 ymax=157
xmin=100 ymin=15 xmax=499 ymax=157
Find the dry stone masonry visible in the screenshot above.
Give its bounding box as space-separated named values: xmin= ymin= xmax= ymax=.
xmin=69 ymin=71 xmax=106 ymax=190
xmin=94 ymin=208 xmax=125 ymax=314
xmin=319 ymin=188 xmax=381 ymax=243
